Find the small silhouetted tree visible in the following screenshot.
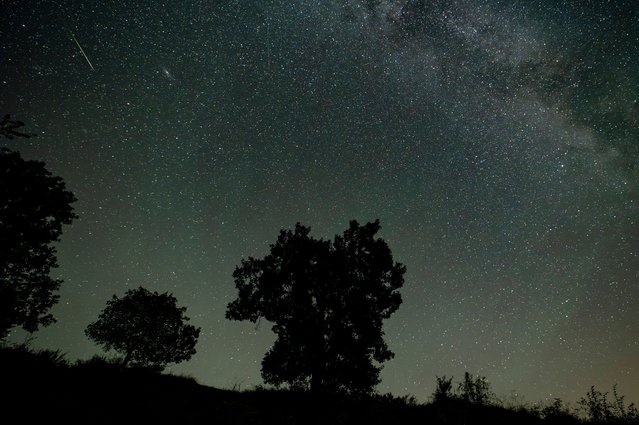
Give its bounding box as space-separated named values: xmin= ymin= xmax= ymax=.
xmin=226 ymin=220 xmax=405 ymax=395
xmin=86 ymin=287 xmax=201 ymax=370
xmin=457 ymin=372 xmax=494 ymax=405
xmin=0 ymin=147 xmax=77 ymax=340
xmin=580 ymin=386 xmax=610 ymax=422
xmin=432 ymin=375 xmax=455 ymax=403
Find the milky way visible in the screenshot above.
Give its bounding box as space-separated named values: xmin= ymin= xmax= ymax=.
xmin=1 ymin=0 xmax=637 ymax=403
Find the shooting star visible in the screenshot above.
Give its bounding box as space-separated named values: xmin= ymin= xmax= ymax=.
xmin=66 ymin=28 xmax=95 ymax=71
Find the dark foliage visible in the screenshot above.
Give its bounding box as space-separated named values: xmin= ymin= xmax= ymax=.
xmin=432 ymin=375 xmax=454 ymax=403
xmin=0 ymin=114 xmax=35 ymax=139
xmin=457 ymin=372 xmax=495 ymax=405
xmin=85 ymin=286 xmax=201 ymax=370
xmin=0 ymin=343 xmax=69 ymax=369
xmin=226 ymin=220 xmax=405 ymax=395
xmin=428 ymin=372 xmax=495 ymax=405
xmin=579 ymin=385 xmax=639 ymax=424
xmin=541 ymin=398 xmax=580 ymax=424
xmin=0 ymin=148 xmax=77 ymax=339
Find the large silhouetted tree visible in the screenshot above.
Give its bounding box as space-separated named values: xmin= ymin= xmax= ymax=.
xmin=226 ymin=220 xmax=405 ymax=395
xmin=86 ymin=287 xmax=201 ymax=370
xmin=0 ymin=147 xmax=77 ymax=340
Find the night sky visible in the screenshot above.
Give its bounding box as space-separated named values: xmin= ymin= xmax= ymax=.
xmin=2 ymin=0 xmax=638 ymax=404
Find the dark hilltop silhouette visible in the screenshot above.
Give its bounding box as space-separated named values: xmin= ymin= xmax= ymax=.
xmin=2 ymin=344 xmax=638 ymax=425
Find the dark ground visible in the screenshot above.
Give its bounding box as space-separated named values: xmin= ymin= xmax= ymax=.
xmin=0 ymin=345 xmax=618 ymax=425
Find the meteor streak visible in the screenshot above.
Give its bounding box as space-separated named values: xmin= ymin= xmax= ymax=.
xmin=66 ymin=28 xmax=95 ymax=71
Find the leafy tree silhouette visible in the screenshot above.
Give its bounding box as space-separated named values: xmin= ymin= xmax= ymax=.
xmin=457 ymin=372 xmax=494 ymax=405
xmin=0 ymin=146 xmax=77 ymax=340
xmin=86 ymin=287 xmax=201 ymax=370
xmin=432 ymin=375 xmax=454 ymax=403
xmin=226 ymin=220 xmax=405 ymax=395
xmin=579 ymin=385 xmax=639 ymax=423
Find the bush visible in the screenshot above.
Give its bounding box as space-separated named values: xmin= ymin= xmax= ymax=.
xmin=457 ymin=372 xmax=495 ymax=406
xmin=74 ymin=354 xmax=125 ymax=370
xmin=540 ymin=398 xmax=577 ymax=422
xmin=432 ymin=375 xmax=454 ymax=403
xmin=579 ymin=385 xmax=639 ymax=424
xmin=0 ymin=343 xmax=69 ymax=370
xmin=372 ymin=393 xmax=418 ymax=407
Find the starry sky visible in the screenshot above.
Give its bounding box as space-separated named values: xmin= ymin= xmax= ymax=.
xmin=2 ymin=0 xmax=638 ymax=404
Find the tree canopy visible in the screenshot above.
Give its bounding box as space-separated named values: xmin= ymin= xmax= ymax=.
xmin=85 ymin=286 xmax=201 ymax=370
xmin=226 ymin=220 xmax=405 ymax=395
xmin=0 ymin=147 xmax=77 ymax=340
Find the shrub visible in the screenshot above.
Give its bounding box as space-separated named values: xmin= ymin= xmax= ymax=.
xmin=457 ymin=372 xmax=494 ymax=405
xmin=579 ymin=385 xmax=639 ymax=424
xmin=432 ymin=375 xmax=454 ymax=403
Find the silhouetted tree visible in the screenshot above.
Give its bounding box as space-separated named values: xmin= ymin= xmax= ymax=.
xmin=0 ymin=148 xmax=77 ymax=340
xmin=226 ymin=220 xmax=405 ymax=395
xmin=86 ymin=287 xmax=201 ymax=370
xmin=579 ymin=385 xmax=639 ymax=423
xmin=457 ymin=372 xmax=494 ymax=405
xmin=432 ymin=375 xmax=454 ymax=403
